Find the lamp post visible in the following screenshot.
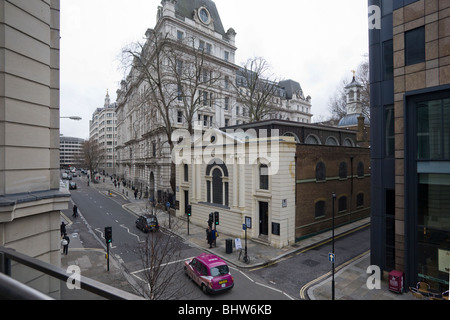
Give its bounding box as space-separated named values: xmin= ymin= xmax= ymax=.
xmin=331 ymin=192 xmax=336 ymax=300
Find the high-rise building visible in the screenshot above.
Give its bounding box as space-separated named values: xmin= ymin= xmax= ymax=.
xmin=369 ymin=0 xmax=450 ymax=291
xmin=89 ymin=91 xmax=117 ymax=175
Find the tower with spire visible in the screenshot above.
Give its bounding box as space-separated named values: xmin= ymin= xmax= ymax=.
xmin=104 ymin=89 xmax=111 ymax=108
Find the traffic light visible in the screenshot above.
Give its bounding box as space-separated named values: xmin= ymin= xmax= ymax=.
xmin=105 ymin=227 xmax=112 ymax=244
xmin=208 ymin=213 xmax=213 ymax=227
xmin=214 ymin=212 xmax=219 ymax=226
xmin=186 ymin=205 xmax=192 ymax=217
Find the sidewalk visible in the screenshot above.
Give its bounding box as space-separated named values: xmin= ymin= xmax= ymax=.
xmin=63 ymin=176 xmax=417 ymax=300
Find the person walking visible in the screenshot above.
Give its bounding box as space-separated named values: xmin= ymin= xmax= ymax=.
xmin=62 ymin=233 xmax=70 ymax=255
xmin=60 ymin=221 xmax=67 ymax=237
xmin=72 ymin=204 xmax=78 ymax=218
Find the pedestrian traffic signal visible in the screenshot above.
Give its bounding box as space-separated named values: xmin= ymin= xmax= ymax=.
xmin=105 ymin=227 xmax=112 ymax=244
xmin=214 ymin=212 xmax=219 ymax=225
xmin=186 ymin=205 xmax=192 ymax=217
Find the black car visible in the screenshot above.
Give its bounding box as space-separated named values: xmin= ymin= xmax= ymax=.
xmin=69 ymin=181 xmax=77 ymax=190
xmin=136 ymin=215 xmax=160 ymax=233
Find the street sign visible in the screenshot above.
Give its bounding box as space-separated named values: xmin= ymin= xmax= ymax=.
xmin=328 ymin=253 xmax=335 ymax=263
xmin=166 ymin=202 xmax=171 ymax=208
xmin=243 ymin=224 xmax=247 ymax=230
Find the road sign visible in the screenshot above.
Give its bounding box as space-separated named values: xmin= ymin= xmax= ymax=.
xmin=328 ymin=253 xmax=335 ymax=263
xmin=243 ymin=224 xmax=247 ymax=230
xmin=166 ymin=202 xmax=171 ymax=208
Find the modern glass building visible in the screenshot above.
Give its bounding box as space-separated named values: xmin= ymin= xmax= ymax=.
xmin=369 ymin=0 xmax=450 ymax=291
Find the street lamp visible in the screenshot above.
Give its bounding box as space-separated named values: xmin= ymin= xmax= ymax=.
xmin=60 ymin=116 xmax=82 ymax=121
xmin=331 ymin=192 xmax=336 ymax=300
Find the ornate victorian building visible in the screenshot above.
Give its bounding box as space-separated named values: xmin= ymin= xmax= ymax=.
xmin=115 ymin=0 xmax=312 ymax=203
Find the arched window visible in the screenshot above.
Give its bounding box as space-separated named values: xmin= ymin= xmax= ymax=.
xmin=357 ymin=161 xmax=364 ymax=177
xmin=306 ymin=134 xmax=321 ymax=145
xmin=325 ymin=136 xmax=339 ymax=146
xmin=357 ymin=193 xmax=364 ymax=207
xmin=259 ymin=164 xmax=269 ymax=190
xmin=339 ymin=162 xmax=347 ymax=179
xmin=206 ymin=160 xmax=229 ymax=206
xmin=315 ymin=200 xmax=326 ymax=218
xmin=343 ymin=138 xmax=355 ymax=147
xmin=316 ymin=161 xmax=326 ymax=182
xmin=212 ymin=168 xmax=223 ymax=205
xmin=184 ymin=163 xmax=189 ymax=182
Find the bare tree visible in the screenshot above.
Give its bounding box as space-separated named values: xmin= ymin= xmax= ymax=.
xmin=328 ymin=57 xmax=370 ymax=120
xmin=121 ymin=30 xmax=227 ymax=193
xmin=129 ymin=208 xmax=198 ymax=300
xmin=81 ymin=138 xmax=105 ymax=182
xmin=234 ymin=57 xmax=281 ymax=122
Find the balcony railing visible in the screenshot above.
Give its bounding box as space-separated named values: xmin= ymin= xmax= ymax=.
xmin=0 ymin=247 xmax=143 ymax=300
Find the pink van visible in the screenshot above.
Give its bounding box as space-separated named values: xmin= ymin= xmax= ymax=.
xmin=184 ymin=253 xmax=234 ymax=294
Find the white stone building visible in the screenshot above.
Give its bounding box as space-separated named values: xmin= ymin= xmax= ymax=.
xmin=115 ymin=0 xmax=312 ymax=204
xmin=174 ymin=128 xmax=297 ymax=248
xmin=89 ymin=91 xmax=117 ymax=175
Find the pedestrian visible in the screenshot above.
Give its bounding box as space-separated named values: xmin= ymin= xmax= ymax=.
xmin=211 ymin=228 xmax=217 ymax=247
xmin=134 ymin=189 xmax=138 ymax=200
xmin=207 ymin=226 xmax=213 ymax=248
xmin=62 ymin=233 xmax=70 ymax=255
xmin=60 ymin=221 xmax=67 ymax=237
xmin=72 ymin=204 xmax=78 ymax=218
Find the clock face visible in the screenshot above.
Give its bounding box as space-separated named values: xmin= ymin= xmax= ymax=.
xmin=199 ymin=8 xmax=210 ymax=24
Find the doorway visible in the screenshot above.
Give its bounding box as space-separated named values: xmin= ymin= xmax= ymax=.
xmin=259 ymin=201 xmax=269 ymax=236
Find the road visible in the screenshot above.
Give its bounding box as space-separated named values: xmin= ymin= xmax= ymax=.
xmin=249 ymin=224 xmax=371 ymax=299
xmin=64 ymin=175 xmax=294 ymax=300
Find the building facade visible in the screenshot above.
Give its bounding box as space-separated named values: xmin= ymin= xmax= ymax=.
xmin=114 ymin=0 xmax=312 ymax=204
xmin=59 ymin=136 xmax=85 ymax=168
xmin=0 ymin=0 xmax=70 ymax=297
xmin=89 ymin=91 xmax=117 ymax=175
xmin=369 ymin=0 xmax=450 ymax=291
xmin=175 ymin=121 xmax=370 ymax=248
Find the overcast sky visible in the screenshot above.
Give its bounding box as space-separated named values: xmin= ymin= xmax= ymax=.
xmin=60 ymin=0 xmax=369 ymax=139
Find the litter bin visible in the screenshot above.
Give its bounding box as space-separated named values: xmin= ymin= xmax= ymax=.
xmin=389 ymin=270 xmax=404 ymax=293
xmin=225 ymin=239 xmax=233 ymax=254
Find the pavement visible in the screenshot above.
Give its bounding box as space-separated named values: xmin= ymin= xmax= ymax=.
xmin=59 ymin=177 xmax=417 ymax=300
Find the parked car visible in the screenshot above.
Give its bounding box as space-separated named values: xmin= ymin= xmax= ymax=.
xmin=62 ymin=173 xmax=68 ymax=179
xmin=69 ymin=181 xmax=77 ymax=190
xmin=184 ymin=253 xmax=234 ymax=294
xmin=135 ymin=215 xmax=160 ymax=233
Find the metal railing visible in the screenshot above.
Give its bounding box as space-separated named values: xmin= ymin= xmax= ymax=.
xmin=0 ymin=247 xmax=143 ymax=300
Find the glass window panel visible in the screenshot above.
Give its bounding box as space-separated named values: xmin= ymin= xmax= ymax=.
xmin=417 ymin=100 xmax=442 ymax=160
xmin=405 ymin=27 xmax=425 ymax=66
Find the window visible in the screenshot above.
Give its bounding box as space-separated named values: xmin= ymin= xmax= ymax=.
xmin=177 ymin=111 xmax=183 ymax=123
xmin=405 ymin=27 xmax=425 ymax=66
xmin=177 ymin=30 xmax=184 ymax=41
xmin=417 ymin=98 xmax=450 ymax=160
xmin=357 ymin=161 xmax=365 ymax=177
xmin=357 ymin=193 xmax=364 ymax=207
xmin=315 ymin=201 xmax=326 ymax=219
xmin=338 ymin=196 xmax=347 ymax=212
xmin=224 ymin=51 xmax=229 ymax=61
xmin=385 ymin=105 xmax=395 ymax=157
xmin=224 ymin=97 xmax=229 ymax=110
xmin=339 ymin=162 xmax=348 ymax=179
xmin=206 ymin=161 xmax=229 ymax=206
xmin=316 ymin=161 xmax=326 ymax=182
xmin=259 ymin=164 xmax=269 ymax=190
xmin=184 ymin=164 xmax=188 ymax=182
xmin=383 ymin=39 xmax=393 ymax=80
